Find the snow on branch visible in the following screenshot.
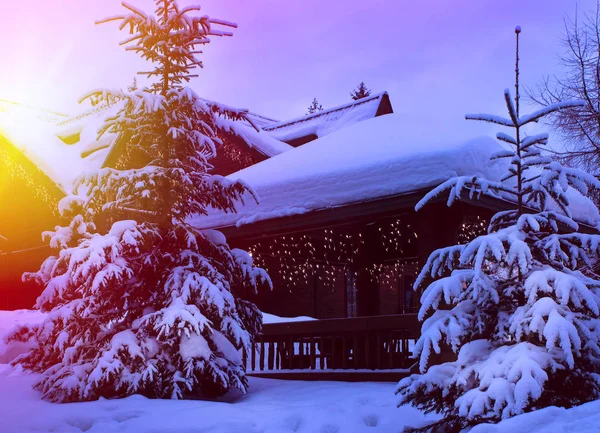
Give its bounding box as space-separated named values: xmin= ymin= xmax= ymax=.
xmin=497 ymin=132 xmax=517 ymax=145
xmin=521 ymin=133 xmax=549 ymax=149
xmin=465 ymin=113 xmax=514 ymax=127
xmin=504 ymin=88 xmax=519 ymax=125
xmin=518 ymin=100 xmax=586 ymax=126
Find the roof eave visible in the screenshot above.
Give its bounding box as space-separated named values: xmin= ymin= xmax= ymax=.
xmin=213 ymin=188 xmax=599 ymax=240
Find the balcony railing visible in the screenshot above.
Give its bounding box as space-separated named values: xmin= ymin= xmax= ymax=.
xmin=245 ymin=314 xmax=421 ymax=380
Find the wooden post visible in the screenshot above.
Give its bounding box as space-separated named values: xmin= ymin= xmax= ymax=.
xmin=355 ymin=223 xmax=380 ymax=316
xmin=268 ymin=342 xmax=275 ymax=370
xmin=260 ymin=341 xmax=265 ymax=371
xmin=310 ymin=337 xmax=316 ymax=369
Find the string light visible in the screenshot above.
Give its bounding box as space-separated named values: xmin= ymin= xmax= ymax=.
xmin=0 ymin=146 xmax=60 ymax=214
xmin=247 ymin=217 xmax=420 ymax=294
xmin=458 ymin=214 xmax=488 ymax=244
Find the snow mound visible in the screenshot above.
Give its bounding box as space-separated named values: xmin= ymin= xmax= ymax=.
xmin=0 ymin=309 xmax=46 ymax=363
xmin=471 ymin=399 xmax=600 ymax=433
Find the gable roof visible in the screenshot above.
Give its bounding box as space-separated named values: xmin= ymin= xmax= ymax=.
xmin=189 ymin=113 xmax=600 ymax=232
xmin=0 ymin=101 xmax=119 ymax=194
xmin=0 ymin=99 xmax=68 ymax=123
xmin=0 ymin=90 xmax=394 ymax=197
xmin=0 ymin=99 xmax=292 ymax=194
xmin=263 ymin=92 xmax=393 ymax=146
xmin=244 ymin=111 xmax=280 ymax=129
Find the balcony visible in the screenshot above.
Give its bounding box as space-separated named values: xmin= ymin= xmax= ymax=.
xmin=246 ymin=313 xmax=420 ymax=382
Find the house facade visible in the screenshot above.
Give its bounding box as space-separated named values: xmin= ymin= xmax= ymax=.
xmin=0 ymin=98 xmax=292 ymax=309
xmin=2 ymin=93 xmax=598 ymax=378
xmin=0 ymin=93 xmax=392 ymax=310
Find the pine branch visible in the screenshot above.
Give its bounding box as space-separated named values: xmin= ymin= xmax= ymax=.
xmin=465 ymin=113 xmax=514 ymax=127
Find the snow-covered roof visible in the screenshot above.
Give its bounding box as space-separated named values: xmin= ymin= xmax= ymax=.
xmin=0 ymin=99 xmax=68 ymax=123
xmin=190 ymin=113 xmax=600 ymax=230
xmin=0 ymin=100 xmax=292 ymax=194
xmin=226 ymin=118 xmax=293 ymax=158
xmin=244 ymin=111 xmax=279 ymax=129
xmin=0 ymin=102 xmax=119 ymax=194
xmin=263 ymin=92 xmax=392 ymax=144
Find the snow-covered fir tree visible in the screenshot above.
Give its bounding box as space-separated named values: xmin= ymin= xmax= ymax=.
xmin=307 ymin=97 xmax=323 ymax=114
xmin=350 ymin=81 xmax=371 ymax=100
xmin=8 ymin=0 xmax=270 ymax=403
xmin=127 ymin=77 xmax=138 ymax=92
xmin=397 ymin=27 xmax=600 ymax=432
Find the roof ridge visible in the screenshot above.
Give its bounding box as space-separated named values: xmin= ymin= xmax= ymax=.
xmin=264 ymin=92 xmax=386 ymax=132
xmin=246 ymin=111 xmax=280 ymax=123
xmin=0 ymin=98 xmax=69 ymax=118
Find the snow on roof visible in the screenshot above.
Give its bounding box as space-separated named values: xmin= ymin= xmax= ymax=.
xmin=0 ymin=100 xmax=291 ymax=193
xmin=0 ymin=102 xmax=119 ymax=193
xmin=190 ymin=113 xmax=600 ymax=230
xmin=244 ymin=111 xmax=279 ymax=129
xmin=221 ymin=117 xmax=293 ymax=158
xmin=263 ymin=92 xmax=390 ymax=143
xmin=0 ymin=99 xmax=68 ymax=123
xmin=196 ymin=98 xmax=291 ymax=157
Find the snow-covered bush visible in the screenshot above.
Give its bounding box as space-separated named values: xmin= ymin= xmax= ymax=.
xmin=397 ymin=28 xmax=600 ymax=432
xmin=7 ymin=0 xmax=270 ymax=402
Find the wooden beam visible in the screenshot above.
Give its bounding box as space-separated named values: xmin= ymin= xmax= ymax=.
xmin=262 ymin=314 xmax=420 ymax=338
xmin=224 ymin=189 xmax=599 ymax=242
xmin=223 ymin=191 xmax=425 ymax=240
xmin=248 ymin=369 xmax=411 ymax=382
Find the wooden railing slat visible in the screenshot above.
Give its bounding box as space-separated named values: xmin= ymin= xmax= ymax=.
xmin=310 ymin=337 xmax=316 ymax=370
xmin=388 ymin=332 xmax=393 ymax=369
xmin=260 ymin=341 xmax=265 ymax=371
xmin=251 ymin=314 xmax=419 ymax=374
xmin=365 ymin=333 xmax=370 ymax=370
xmin=342 ymin=336 xmax=347 ymax=369
xmin=376 ymin=331 xmax=381 ymax=369
xmin=268 ymin=341 xmax=274 ymax=370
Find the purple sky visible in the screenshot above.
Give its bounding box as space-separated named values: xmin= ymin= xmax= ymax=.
xmin=0 ymin=0 xmax=594 ymax=140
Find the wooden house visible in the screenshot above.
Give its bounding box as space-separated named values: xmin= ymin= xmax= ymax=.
xmin=0 ymin=94 xmax=391 ymax=310
xmin=188 ymin=111 xmax=600 ymax=378
xmin=0 ymin=99 xmax=293 ymax=309
xmin=2 ymin=93 xmax=597 ymax=379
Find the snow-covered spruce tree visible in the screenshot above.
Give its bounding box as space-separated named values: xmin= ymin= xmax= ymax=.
xmin=350 ymin=81 xmax=372 ymax=100
xmin=307 ymin=97 xmax=323 ymax=114
xmin=397 ymin=27 xmax=600 ymax=432
xmin=8 ymin=0 xmax=270 ymax=402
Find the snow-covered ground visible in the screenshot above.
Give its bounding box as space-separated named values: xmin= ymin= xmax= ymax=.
xmin=470 ymin=400 xmax=600 ymax=433
xmin=0 ymin=364 xmax=432 ymax=433
xmin=1 ymin=309 xmax=598 ymax=433
xmin=0 ymin=310 xmax=432 ymax=433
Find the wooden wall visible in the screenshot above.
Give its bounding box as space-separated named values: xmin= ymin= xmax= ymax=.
xmin=235 ymin=201 xmax=493 ymax=320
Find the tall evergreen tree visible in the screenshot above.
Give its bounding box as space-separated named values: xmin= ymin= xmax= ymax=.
xmin=350 ymin=81 xmax=371 ymax=100
xmin=397 ymin=27 xmax=600 ymax=432
xmin=8 ymin=0 xmax=269 ymax=402
xmin=307 ymin=97 xmax=323 ymax=115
